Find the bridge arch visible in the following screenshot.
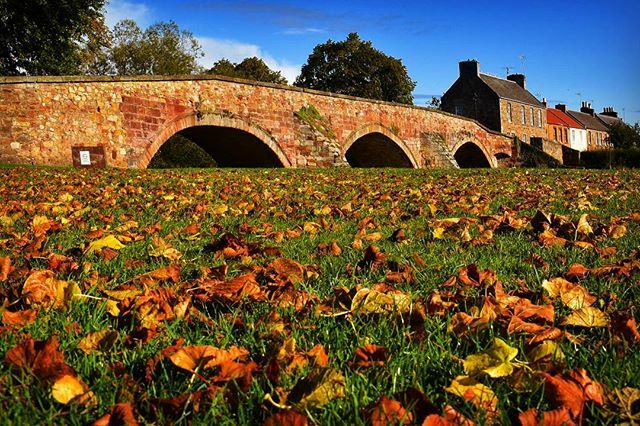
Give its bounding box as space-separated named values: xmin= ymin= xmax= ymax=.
xmin=452 ymin=141 xmax=495 ymax=168
xmin=142 ymin=112 xmax=292 ymax=168
xmin=343 ymin=124 xmax=418 ymax=168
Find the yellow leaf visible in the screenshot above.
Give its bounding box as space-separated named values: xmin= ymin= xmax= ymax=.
xmin=432 ymin=227 xmax=445 ymax=240
xmin=526 ymin=341 xmax=565 ymax=363
xmin=86 ymin=235 xmax=125 ymax=254
xmin=350 ymin=288 xmax=411 ymax=315
xmin=51 ymin=375 xmax=97 ymax=405
xmin=363 ymin=232 xmax=382 ymax=242
xmin=542 ymin=278 xmax=596 ymax=310
xmin=148 ymin=236 xmax=182 ymax=261
xmin=293 ymin=368 xmax=346 ymax=409
xmin=212 ymin=204 xmax=228 ymax=215
xmin=610 ymin=225 xmax=627 ymax=239
xmin=463 ymin=338 xmax=519 ymax=378
xmin=561 ymin=306 xmax=609 ymax=327
xmin=445 ymin=375 xmax=498 ymax=409
xmin=576 ymin=214 xmax=593 ymax=236
xmin=22 ymin=270 xmax=81 ymax=310
xmin=77 ymin=330 xmax=118 ymax=354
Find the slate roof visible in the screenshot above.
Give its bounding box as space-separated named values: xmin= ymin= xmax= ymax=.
xmin=479 ymin=73 xmax=544 ymax=106
xmin=596 ymin=113 xmax=622 ymax=128
xmin=547 ymin=108 xmax=584 ymax=129
xmin=566 ymin=110 xmax=609 ymax=131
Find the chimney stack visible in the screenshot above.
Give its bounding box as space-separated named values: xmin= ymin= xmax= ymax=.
xmin=459 ymin=60 xmax=480 ymax=78
xmin=507 ymin=73 xmax=526 ymax=89
xmin=542 ymin=97 xmax=547 ymax=108
xmin=580 ymin=101 xmax=594 ymax=116
xmin=555 ymin=104 xmax=567 ymax=113
xmin=601 ymin=107 xmax=618 ymax=118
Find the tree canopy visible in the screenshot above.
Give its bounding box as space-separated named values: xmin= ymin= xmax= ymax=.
xmin=0 ymin=0 xmax=109 ymax=75
xmin=206 ymin=57 xmax=287 ymax=84
xmin=609 ymin=121 xmax=640 ymax=149
xmin=294 ymin=33 xmax=416 ymax=104
xmin=110 ymin=20 xmax=203 ymax=75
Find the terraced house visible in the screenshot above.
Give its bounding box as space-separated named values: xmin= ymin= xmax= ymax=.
xmin=565 ymin=102 xmax=611 ymax=150
xmin=441 ymin=60 xmax=547 ymax=143
xmin=547 ymin=105 xmax=587 ymax=152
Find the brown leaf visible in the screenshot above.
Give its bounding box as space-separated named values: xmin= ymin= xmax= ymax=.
xmin=0 ymin=256 xmax=11 ymax=281
xmin=22 ymin=270 xmax=81 ymax=310
xmin=263 ymin=409 xmax=309 ymax=426
xmin=168 ymin=345 xmax=248 ymax=373
xmin=351 ymin=344 xmax=388 ymax=369
xmin=611 ymin=311 xmax=640 ymax=344
xmin=94 ymin=402 xmax=138 ymax=426
xmin=77 ymin=330 xmax=119 ymax=354
xmin=5 ymin=336 xmax=75 ymax=381
xmin=52 ymin=374 xmax=97 ymax=405
xmin=543 ymin=369 xmax=604 ymax=418
xmin=368 ymin=396 xmax=413 ymax=426
xmin=213 ymin=360 xmax=258 ymax=391
xmin=2 ymin=309 xmax=37 ymax=327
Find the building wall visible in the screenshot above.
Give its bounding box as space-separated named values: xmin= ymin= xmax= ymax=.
xmin=586 ymin=129 xmax=611 ymax=151
xmin=498 ymin=99 xmax=547 ymax=142
xmin=547 ymin=124 xmax=570 ymax=146
xmin=441 ymin=79 xmax=502 ymax=133
xmin=0 ymin=75 xmax=514 ymax=168
xmin=570 ymin=128 xmax=588 ymax=152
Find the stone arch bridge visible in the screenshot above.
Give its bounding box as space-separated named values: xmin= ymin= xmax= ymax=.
xmin=0 ymin=75 xmax=515 ymax=168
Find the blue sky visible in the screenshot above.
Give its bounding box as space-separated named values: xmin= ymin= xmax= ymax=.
xmin=106 ymin=0 xmax=640 ymax=124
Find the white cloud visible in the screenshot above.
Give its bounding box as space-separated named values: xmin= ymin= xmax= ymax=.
xmin=197 ymin=37 xmax=301 ymax=84
xmin=105 ymin=0 xmax=152 ymax=28
xmin=281 ymin=27 xmax=326 ymax=35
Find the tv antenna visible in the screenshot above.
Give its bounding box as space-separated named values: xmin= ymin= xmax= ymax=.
xmin=502 ymin=66 xmax=514 ymax=76
xmin=519 ymin=55 xmax=526 ymax=72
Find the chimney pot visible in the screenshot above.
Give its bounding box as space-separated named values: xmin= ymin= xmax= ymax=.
xmin=507 ymin=73 xmax=526 ymax=89
xmin=459 ymin=60 xmax=480 ymax=78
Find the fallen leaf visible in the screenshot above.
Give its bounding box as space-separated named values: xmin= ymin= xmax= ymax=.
xmin=87 ymin=235 xmax=125 ymax=254
xmin=445 ymin=375 xmax=498 ymax=415
xmin=368 ymin=396 xmax=412 ymax=426
xmin=351 ymin=344 xmax=388 ymax=369
xmin=168 ymin=345 xmax=248 ymax=372
xmin=560 ymin=306 xmax=608 ymax=327
xmin=52 ymin=374 xmax=97 ymax=405
xmin=288 ymin=368 xmax=346 ymax=409
xmin=78 ymin=330 xmax=119 ymax=354
xmin=463 ymin=338 xmax=519 ymax=378
xmin=94 ymin=402 xmax=138 ymax=426
xmin=263 ymin=409 xmax=309 ymax=426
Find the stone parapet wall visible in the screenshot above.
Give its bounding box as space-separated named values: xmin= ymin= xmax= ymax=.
xmin=0 ymin=75 xmax=514 ymax=168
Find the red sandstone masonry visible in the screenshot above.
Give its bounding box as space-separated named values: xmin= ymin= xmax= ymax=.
xmin=0 ymin=74 xmax=514 ymax=168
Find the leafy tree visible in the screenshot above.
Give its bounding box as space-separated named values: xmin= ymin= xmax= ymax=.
xmin=609 ymin=121 xmax=640 ymax=149
xmin=429 ymin=96 xmax=441 ymax=108
xmin=295 ymin=33 xmax=416 ymax=104
xmin=207 ymin=57 xmax=287 ymax=84
xmin=111 ymin=20 xmax=203 ymax=75
xmin=0 ymin=0 xmax=109 ymax=75
xmin=148 ymin=134 xmax=217 ymax=168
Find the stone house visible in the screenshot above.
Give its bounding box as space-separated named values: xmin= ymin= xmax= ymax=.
xmin=441 ymin=60 xmax=547 ymax=143
xmin=564 ymin=103 xmax=611 ymax=150
xmin=547 ymin=106 xmax=587 ymax=151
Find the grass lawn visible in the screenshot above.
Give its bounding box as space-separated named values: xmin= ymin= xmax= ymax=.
xmin=1 ymin=167 xmax=639 ymax=425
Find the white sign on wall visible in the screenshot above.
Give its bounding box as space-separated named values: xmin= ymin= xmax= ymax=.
xmin=79 ymin=150 xmax=91 ymax=166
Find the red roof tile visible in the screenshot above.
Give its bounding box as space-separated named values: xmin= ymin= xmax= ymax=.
xmin=547 ymin=108 xmax=583 ymax=129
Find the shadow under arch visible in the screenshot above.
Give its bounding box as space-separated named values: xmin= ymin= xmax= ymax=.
xmin=452 ymin=141 xmax=494 ymax=168
xmin=343 ymin=124 xmax=418 ymax=168
xmin=143 ymin=112 xmax=292 ymax=168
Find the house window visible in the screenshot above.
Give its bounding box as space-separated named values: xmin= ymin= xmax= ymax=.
xmin=588 ymin=132 xmax=592 ymax=145
xmin=571 ymin=129 xmax=575 ymax=142
xmin=553 ymin=127 xmax=558 ymax=141
xmin=564 ymin=129 xmax=568 ymax=144
xmin=522 ymin=134 xmax=527 ymax=143
xmin=507 ymin=103 xmax=512 ymax=123
xmin=521 ymin=106 xmax=526 ymax=125
xmin=530 ymin=107 xmax=535 ymax=126
xmin=538 ymin=109 xmax=542 ymax=127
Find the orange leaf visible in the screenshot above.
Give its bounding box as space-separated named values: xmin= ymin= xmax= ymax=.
xmin=368 ymin=396 xmax=412 ymax=426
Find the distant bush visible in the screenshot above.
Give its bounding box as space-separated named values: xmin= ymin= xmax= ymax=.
xmin=580 ymin=148 xmax=640 ymax=169
xmin=148 ymin=134 xmax=217 ymax=168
